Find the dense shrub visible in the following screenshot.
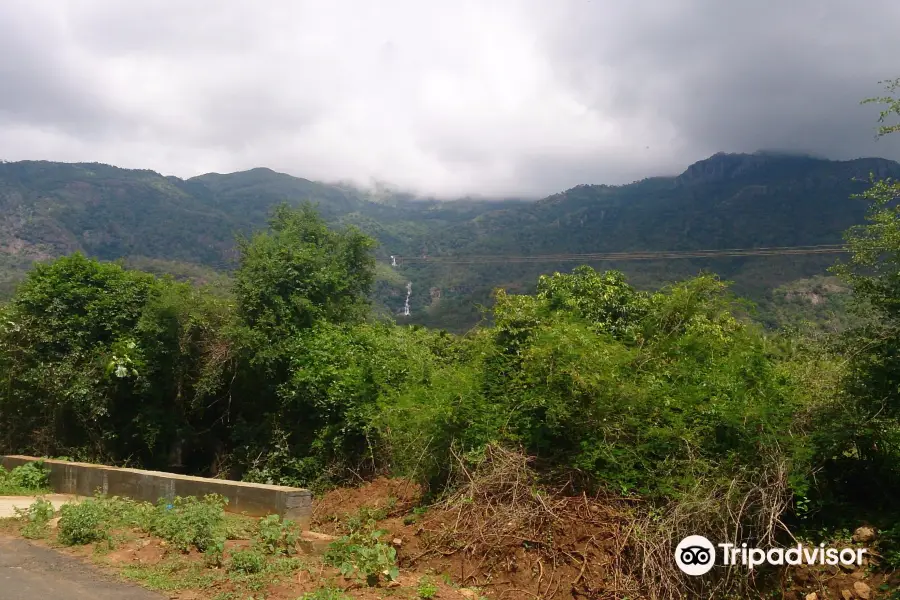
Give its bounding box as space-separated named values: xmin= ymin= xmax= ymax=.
xmin=229 ymin=548 xmax=266 ymax=574
xmin=58 ymin=500 xmax=110 ymax=545
xmin=254 ymin=514 xmax=300 ymax=556
xmin=0 ymin=461 xmax=50 ymax=494
xmin=147 ymin=494 xmax=228 ymax=553
xmin=1 ymin=200 xmax=899 ymax=539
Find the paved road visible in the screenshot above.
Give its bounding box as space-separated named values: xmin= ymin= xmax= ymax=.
xmin=0 ymin=495 xmax=79 ymax=518
xmin=0 ymin=536 xmax=163 ymax=600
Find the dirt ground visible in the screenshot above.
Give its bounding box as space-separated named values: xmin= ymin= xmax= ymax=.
xmin=1 ymin=475 xmax=897 ymax=600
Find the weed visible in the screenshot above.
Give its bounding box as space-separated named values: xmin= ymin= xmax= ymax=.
xmin=99 ymin=495 xmax=153 ymax=528
xmin=404 ymin=505 xmax=429 ymax=526
xmin=0 ymin=462 xmax=50 ymax=495
xmin=204 ymin=539 xmax=226 ymax=567
xmin=344 ymin=506 xmax=388 ymax=532
xmin=223 ymin=513 xmax=255 ymax=540
xmin=878 ymin=522 xmax=900 ymax=570
xmin=123 ymin=556 xmax=223 ymax=592
xmin=229 ymin=548 xmax=265 ymax=574
xmin=254 ymin=514 xmax=299 ymax=555
xmin=417 ymin=575 xmax=439 ymax=599
xmin=301 ymin=587 xmax=351 ymax=600
xmin=147 ymin=494 xmax=227 ymax=553
xmin=14 ymin=497 xmax=55 ymax=539
xmin=58 ymin=499 xmax=110 ymax=545
xmin=324 ymin=519 xmax=399 ymax=586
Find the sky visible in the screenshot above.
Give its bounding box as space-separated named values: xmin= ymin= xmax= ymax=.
xmin=1 ymin=0 xmax=899 ymax=198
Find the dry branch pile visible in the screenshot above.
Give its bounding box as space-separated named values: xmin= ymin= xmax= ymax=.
xmin=403 ymin=445 xmax=643 ymax=599
xmin=633 ymin=457 xmax=794 ymax=599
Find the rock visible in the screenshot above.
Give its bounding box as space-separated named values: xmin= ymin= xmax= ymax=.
xmin=851 ymin=571 xmax=866 ymax=580
xmin=386 ymin=580 xmax=401 ymax=588
xmin=841 ymin=590 xmax=853 ymax=600
xmin=392 ymin=537 xmax=402 ymax=547
xmin=853 ymin=580 xmax=871 ymax=600
xmin=853 ymin=527 xmax=877 ymax=544
xmin=805 ymin=592 xmax=818 ymax=600
xmin=297 ymin=531 xmax=336 ymax=556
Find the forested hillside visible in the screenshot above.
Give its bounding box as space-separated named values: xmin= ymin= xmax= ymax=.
xmin=1 ymin=152 xmax=898 ymax=330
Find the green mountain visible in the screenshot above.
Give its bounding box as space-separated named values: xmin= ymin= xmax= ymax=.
xmin=392 ymin=152 xmax=900 ymax=328
xmin=0 ymin=152 xmax=896 ymax=330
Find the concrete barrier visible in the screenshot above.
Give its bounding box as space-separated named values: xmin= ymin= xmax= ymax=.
xmin=0 ymin=455 xmax=313 ymax=529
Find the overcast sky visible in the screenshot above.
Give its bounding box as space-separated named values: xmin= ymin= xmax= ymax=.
xmin=1 ymin=0 xmax=899 ymax=197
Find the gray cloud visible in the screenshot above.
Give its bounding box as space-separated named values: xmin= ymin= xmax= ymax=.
xmin=0 ymin=0 xmax=898 ymax=197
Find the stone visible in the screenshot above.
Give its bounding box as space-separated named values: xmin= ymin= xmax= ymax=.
xmin=852 ymin=527 xmax=877 ymax=544
xmin=853 ymin=580 xmax=871 ymax=600
xmin=841 ymin=590 xmax=852 ymax=600
xmin=297 ymin=531 xmax=335 ymax=556
xmin=804 ymin=593 xmax=818 ymax=600
xmin=392 ymin=537 xmax=402 ymax=547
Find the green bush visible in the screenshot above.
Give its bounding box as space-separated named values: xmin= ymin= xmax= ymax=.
xmin=375 ymin=271 xmax=808 ymax=500
xmin=147 ymin=494 xmax=228 ymax=553
xmin=228 ymin=548 xmax=265 ymax=574
xmin=0 ymin=462 xmax=50 ymax=494
xmin=14 ymin=497 xmax=55 ymax=539
xmin=254 ymin=514 xmax=299 ymax=556
xmin=58 ymin=500 xmax=109 ymax=545
xmin=324 ymin=513 xmax=399 ymax=586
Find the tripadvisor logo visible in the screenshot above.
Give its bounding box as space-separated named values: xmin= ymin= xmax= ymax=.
xmin=675 ymin=535 xmax=717 ymax=575
xmin=674 ymin=535 xmax=868 ymax=576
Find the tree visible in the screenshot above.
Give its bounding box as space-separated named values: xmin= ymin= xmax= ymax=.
xmin=233 ymin=203 xmax=377 ymax=337
xmin=225 ymin=204 xmax=381 ymax=484
xmin=862 ymin=78 xmax=900 ymax=139
xmin=821 ymin=79 xmax=900 ymax=508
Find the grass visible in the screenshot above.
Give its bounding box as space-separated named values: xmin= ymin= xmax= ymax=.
xmin=0 ymin=462 xmax=52 ymax=496
xmin=122 ymin=556 xmax=225 ymax=592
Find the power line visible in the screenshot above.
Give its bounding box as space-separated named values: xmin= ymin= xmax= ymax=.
xmin=391 ymin=244 xmax=848 ymax=265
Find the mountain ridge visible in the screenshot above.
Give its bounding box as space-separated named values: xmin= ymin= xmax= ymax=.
xmin=1 ymin=152 xmax=898 ymax=330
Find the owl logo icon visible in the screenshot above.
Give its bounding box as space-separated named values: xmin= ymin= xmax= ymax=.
xmin=675 ymin=535 xmax=716 ymax=576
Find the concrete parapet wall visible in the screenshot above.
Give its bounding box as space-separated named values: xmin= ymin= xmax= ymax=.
xmin=0 ymin=455 xmax=312 ymax=529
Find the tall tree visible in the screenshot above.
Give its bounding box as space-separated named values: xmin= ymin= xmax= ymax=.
xmin=233 ymin=203 xmax=376 ymax=338
xmin=824 ymin=79 xmax=900 ymax=507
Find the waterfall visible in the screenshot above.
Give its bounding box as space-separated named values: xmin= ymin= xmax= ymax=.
xmin=403 ymin=282 xmax=411 ymax=316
